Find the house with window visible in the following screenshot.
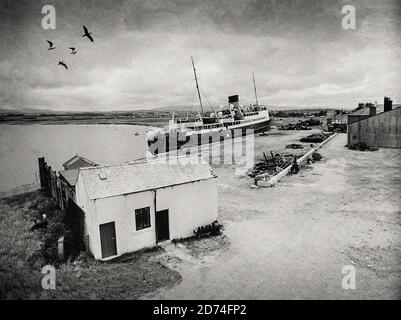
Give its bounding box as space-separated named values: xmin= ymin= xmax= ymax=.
xmin=75 ymin=161 xmax=218 ymax=260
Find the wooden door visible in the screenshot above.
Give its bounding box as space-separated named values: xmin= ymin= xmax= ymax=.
xmin=99 ymin=222 xmax=117 ymax=258
xmin=155 ymin=210 xmax=169 ymax=243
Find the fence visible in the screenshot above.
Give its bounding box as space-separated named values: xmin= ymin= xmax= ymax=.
xmin=38 ymin=157 xmax=72 ymax=211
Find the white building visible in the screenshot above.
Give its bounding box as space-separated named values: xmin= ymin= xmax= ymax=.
xmin=75 ymin=162 xmax=218 ymax=260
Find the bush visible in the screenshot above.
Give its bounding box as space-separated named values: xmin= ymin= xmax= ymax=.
xmin=348 ymin=142 xmax=379 ymax=152
xmin=62 ymin=200 xmax=86 ymax=260
xmin=312 ymin=152 xmax=322 ymax=161
xmin=41 ymin=220 xmax=64 ymax=265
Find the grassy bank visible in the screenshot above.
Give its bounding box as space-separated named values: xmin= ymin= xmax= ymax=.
xmin=0 ymin=190 xmax=45 ymax=299
xmin=0 ymin=189 xmax=181 ymax=299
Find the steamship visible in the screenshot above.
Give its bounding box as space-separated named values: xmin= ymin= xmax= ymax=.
xmin=147 ymin=57 xmax=271 ymax=154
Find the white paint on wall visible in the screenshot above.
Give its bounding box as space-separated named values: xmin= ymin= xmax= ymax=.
xmin=156 ymin=179 xmax=218 ymax=240
xmin=76 ymin=176 xmax=218 ymax=260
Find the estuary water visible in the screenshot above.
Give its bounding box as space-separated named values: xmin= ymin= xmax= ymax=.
xmin=0 ymin=124 xmax=149 ymax=192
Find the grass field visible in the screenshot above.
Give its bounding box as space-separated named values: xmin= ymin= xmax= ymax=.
xmin=0 ymin=190 xmax=181 ymax=299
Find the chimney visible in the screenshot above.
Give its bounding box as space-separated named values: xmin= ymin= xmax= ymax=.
xmin=369 ymin=106 xmax=376 ymax=116
xmin=384 ymin=97 xmax=393 ymax=112
xmin=98 ymin=168 xmax=108 ymax=180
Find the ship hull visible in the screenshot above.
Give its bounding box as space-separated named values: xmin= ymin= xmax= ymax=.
xmin=148 ymin=118 xmax=271 ymax=154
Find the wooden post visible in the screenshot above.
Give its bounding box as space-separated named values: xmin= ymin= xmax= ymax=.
xmin=38 ymin=157 xmax=47 ymax=189
xmin=263 ymin=152 xmax=269 ymax=163
xmin=269 ymin=151 xmax=276 ymax=166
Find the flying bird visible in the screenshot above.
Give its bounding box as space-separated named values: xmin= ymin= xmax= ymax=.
xmin=47 ymin=40 xmax=56 ymax=50
xmin=82 ymin=25 xmax=94 ymax=42
xmin=58 ymin=61 xmax=68 ymax=70
xmin=69 ymin=47 xmax=78 ymax=55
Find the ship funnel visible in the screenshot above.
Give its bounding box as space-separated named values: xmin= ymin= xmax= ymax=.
xmin=228 ymin=95 xmax=240 ymax=110
xmin=228 ymin=95 xmax=244 ymax=119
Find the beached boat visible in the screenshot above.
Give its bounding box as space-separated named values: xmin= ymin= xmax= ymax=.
xmin=147 ymin=57 xmax=271 ymax=154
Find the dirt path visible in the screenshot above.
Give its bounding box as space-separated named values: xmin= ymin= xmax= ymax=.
xmin=144 ymin=133 xmax=401 ymax=299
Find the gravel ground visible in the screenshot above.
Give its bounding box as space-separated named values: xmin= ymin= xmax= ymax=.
xmin=144 ymin=132 xmax=401 ymax=299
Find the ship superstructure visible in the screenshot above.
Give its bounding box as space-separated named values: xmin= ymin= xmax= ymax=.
xmin=147 ymin=57 xmax=271 ymax=154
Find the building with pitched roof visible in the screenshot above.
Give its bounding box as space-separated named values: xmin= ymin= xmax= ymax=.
xmin=57 ymin=155 xmax=98 ymax=210
xmin=75 ymin=162 xmax=218 ymax=260
xmin=62 ymin=154 xmax=98 ymax=170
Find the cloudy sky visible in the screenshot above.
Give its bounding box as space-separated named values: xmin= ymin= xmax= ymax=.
xmin=0 ymin=0 xmax=400 ymax=111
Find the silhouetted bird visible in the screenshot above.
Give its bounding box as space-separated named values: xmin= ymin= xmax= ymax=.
xmin=47 ymin=40 xmax=56 ymax=50
xmin=69 ymin=47 xmax=78 ymax=55
xmin=58 ymin=61 xmax=68 ymax=70
xmin=82 ymin=25 xmax=94 ymax=42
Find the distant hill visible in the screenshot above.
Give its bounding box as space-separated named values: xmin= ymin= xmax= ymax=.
xmin=0 ymin=104 xmax=348 ymax=115
xmin=269 ymin=106 xmax=339 ymax=112
xmin=0 ymin=107 xmax=65 ymax=114
xmin=151 ymin=105 xmax=213 ymax=112
xmin=152 ymin=105 xmax=340 ymax=113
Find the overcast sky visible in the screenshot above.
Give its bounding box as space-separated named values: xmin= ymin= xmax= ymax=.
xmin=0 ymin=0 xmax=400 ymax=111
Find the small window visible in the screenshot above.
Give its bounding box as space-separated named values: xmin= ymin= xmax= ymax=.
xmin=135 ymin=207 xmax=151 ymax=230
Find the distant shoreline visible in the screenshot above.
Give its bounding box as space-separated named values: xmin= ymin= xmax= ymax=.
xmin=0 ymin=120 xmax=162 ymax=127
xmin=0 ymin=107 xmax=334 ymax=127
xmin=0 ymin=114 xmax=169 ymax=128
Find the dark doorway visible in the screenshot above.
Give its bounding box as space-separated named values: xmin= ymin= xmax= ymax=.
xmin=99 ymin=222 xmax=117 ymax=259
xmin=155 ymin=210 xmax=169 ymax=243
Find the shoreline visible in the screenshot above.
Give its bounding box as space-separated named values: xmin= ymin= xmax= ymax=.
xmin=0 ymin=120 xmax=166 ymax=127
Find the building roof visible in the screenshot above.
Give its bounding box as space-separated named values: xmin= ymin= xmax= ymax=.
xmin=348 ymin=106 xmax=401 ymax=125
xmin=59 ymin=169 xmax=79 ymax=187
xmin=63 ymin=154 xmax=98 ymax=170
xmin=351 ymin=106 xmax=375 ymax=116
xmin=78 ymin=162 xmax=216 ymax=200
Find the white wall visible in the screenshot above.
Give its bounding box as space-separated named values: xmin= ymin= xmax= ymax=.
xmin=76 ymin=178 xmax=218 ymax=260
xmin=75 ymin=175 xmax=93 ymax=254
xmin=90 ymin=191 xmax=155 ymax=260
xmin=156 ymin=179 xmax=218 ymax=240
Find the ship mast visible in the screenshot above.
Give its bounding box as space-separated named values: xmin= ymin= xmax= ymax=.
xmin=191 ymin=56 xmax=204 ymax=116
xmin=252 ymin=72 xmax=259 ymax=107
